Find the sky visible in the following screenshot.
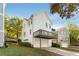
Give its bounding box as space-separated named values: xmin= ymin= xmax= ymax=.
xmin=5 ymin=3 xmax=79 ymax=29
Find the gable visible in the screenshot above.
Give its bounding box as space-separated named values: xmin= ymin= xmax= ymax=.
xmin=33 ymin=11 xmax=52 ymax=24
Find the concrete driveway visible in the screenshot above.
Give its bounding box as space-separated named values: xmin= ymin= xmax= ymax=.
xmin=42 ymin=47 xmax=79 ymax=56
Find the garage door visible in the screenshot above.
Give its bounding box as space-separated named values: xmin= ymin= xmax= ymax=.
xmin=61 ymin=42 xmax=69 ymax=48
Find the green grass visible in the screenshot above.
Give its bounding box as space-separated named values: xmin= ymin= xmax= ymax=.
xmin=0 ymin=44 xmax=60 ymax=56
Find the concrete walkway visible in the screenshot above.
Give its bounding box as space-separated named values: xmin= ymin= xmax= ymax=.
xmin=42 ymin=47 xmax=79 ymax=56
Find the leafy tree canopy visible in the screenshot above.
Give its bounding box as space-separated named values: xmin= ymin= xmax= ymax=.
xmin=4 ymin=15 xmax=23 ymax=40
xmin=67 ymin=22 xmax=79 ymax=44
xmin=50 ymin=3 xmax=79 ymax=19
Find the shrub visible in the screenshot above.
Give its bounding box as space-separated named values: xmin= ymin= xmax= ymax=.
xmin=52 ymin=43 xmax=60 ymax=47
xmin=18 ymin=39 xmax=21 ymax=45
xmin=21 ymin=42 xmax=33 ymax=48
xmin=6 ymin=40 xmax=17 ymax=43
xmin=4 ymin=42 xmax=8 ymax=48
xmin=18 ymin=39 xmax=33 ymax=48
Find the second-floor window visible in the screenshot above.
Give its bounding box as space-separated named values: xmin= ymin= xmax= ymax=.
xmin=30 ymin=29 xmax=31 ymax=35
xmin=46 ymin=22 xmax=48 ymax=28
xmin=24 ymin=32 xmax=26 ymax=37
xmin=28 ymin=19 xmax=32 ymax=26
xmin=30 ymin=19 xmax=32 ymax=24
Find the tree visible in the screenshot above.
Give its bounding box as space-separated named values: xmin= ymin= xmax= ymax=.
xmin=67 ymin=22 xmax=78 ymax=31
xmin=50 ymin=3 xmax=79 ymax=19
xmin=9 ymin=17 xmax=23 ymax=42
xmin=70 ymin=29 xmax=79 ymax=45
xmin=4 ymin=15 xmax=23 ymax=43
xmin=4 ymin=14 xmax=10 ymax=39
xmin=67 ymin=23 xmax=79 ymax=45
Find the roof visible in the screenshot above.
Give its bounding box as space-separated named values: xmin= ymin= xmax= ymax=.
xmin=33 ymin=11 xmax=52 ymax=24
xmin=24 ymin=11 xmax=52 ymax=24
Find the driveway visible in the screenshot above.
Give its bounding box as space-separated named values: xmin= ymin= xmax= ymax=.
xmin=42 ymin=47 xmax=79 ymax=56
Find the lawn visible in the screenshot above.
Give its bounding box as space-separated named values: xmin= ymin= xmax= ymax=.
xmin=0 ymin=44 xmax=60 ymax=56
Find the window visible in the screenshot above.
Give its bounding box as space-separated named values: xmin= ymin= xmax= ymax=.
xmin=46 ymin=22 xmax=48 ymax=28
xmin=24 ymin=32 xmax=26 ymax=37
xmin=30 ymin=29 xmax=31 ymax=35
xmin=28 ymin=19 xmax=32 ymax=26
xmin=24 ymin=39 xmax=28 ymax=41
xmin=28 ymin=21 xmax=30 ymax=26
xmin=30 ymin=19 xmax=32 ymax=24
xmin=49 ymin=24 xmax=51 ymax=29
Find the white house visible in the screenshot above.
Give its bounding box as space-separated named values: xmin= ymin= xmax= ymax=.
xmin=57 ymin=27 xmax=70 ymax=48
xmin=22 ymin=11 xmax=56 ymax=48
xmin=0 ymin=4 xmax=4 ymax=47
xmin=22 ymin=11 xmax=70 ymax=48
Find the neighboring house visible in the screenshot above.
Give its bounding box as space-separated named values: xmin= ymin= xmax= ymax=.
xmin=57 ymin=27 xmax=70 ymax=48
xmin=0 ymin=4 xmax=4 ymax=47
xmin=22 ymin=11 xmax=56 ymax=48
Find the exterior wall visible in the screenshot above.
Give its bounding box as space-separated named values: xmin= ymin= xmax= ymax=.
xmin=33 ymin=38 xmax=52 ymax=48
xmin=58 ymin=27 xmax=70 ymax=48
xmin=22 ymin=20 xmax=28 ymax=42
xmin=32 ymin=12 xmax=52 ymax=32
xmin=52 ymin=39 xmax=58 ymax=43
xmin=32 ymin=12 xmax=52 ymax=47
xmin=0 ymin=4 xmax=4 ymax=47
xmin=22 ymin=11 xmax=53 ymax=48
xmin=22 ymin=19 xmax=33 ymax=44
xmin=0 ymin=32 xmax=4 ymax=47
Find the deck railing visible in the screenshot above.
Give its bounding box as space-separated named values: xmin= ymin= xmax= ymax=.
xmin=33 ymin=29 xmax=57 ymax=39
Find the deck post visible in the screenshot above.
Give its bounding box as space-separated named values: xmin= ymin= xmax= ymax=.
xmin=40 ymin=38 xmax=41 ymax=48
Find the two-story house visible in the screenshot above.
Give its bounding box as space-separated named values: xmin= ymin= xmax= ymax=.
xmin=22 ymin=11 xmax=70 ymax=48
xmin=22 ymin=11 xmax=56 ymax=48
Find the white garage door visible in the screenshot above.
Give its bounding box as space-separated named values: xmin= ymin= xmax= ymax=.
xmin=61 ymin=42 xmax=69 ymax=48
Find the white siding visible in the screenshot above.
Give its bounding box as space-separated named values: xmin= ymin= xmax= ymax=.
xmin=0 ymin=32 xmax=4 ymax=46
xmin=33 ymin=12 xmax=52 ymax=32
xmin=22 ymin=20 xmax=29 ymax=42
xmin=0 ymin=4 xmax=4 ymax=47
xmin=22 ymin=19 xmax=33 ymax=44
xmin=22 ymin=11 xmax=53 ymax=48
xmin=58 ymin=27 xmax=70 ymax=48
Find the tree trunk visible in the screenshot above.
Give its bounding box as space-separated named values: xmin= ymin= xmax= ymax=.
xmin=16 ymin=24 xmax=19 ymax=44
